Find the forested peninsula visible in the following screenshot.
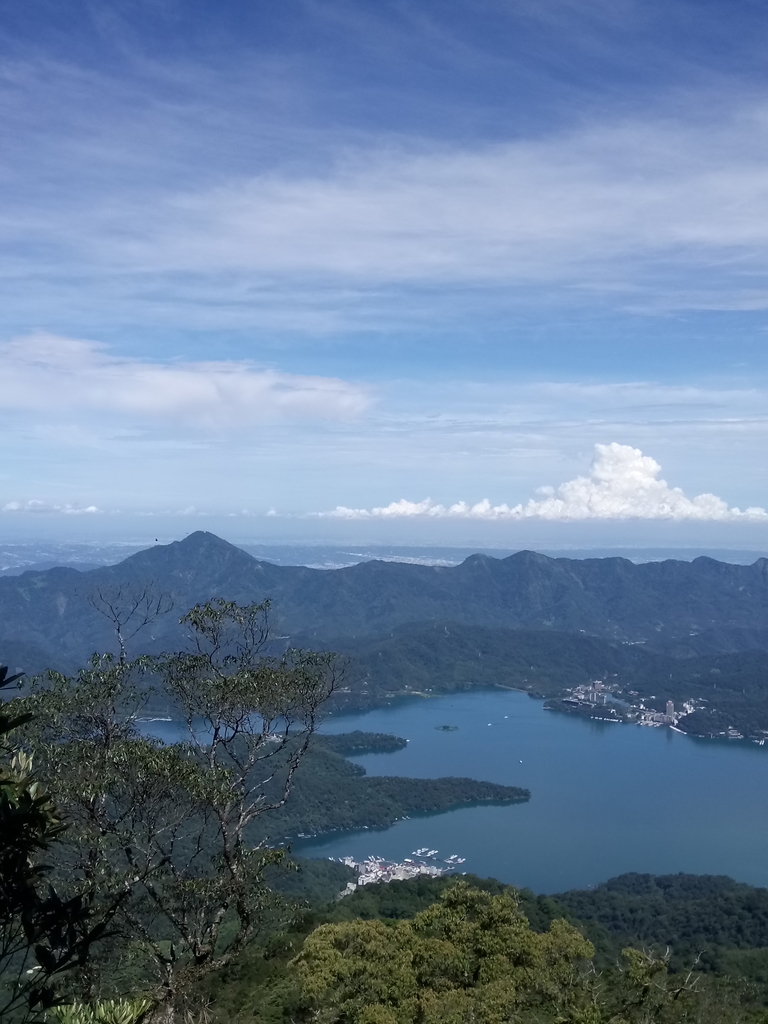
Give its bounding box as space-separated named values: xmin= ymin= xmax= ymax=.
xmin=255 ymin=732 xmax=529 ymax=843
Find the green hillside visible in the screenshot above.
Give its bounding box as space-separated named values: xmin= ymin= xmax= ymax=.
xmin=198 ymin=872 xmax=768 ymax=1024
xmin=326 ymin=621 xmax=768 ymax=737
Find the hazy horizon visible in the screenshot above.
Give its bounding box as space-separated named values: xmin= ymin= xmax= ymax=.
xmin=3 ymin=532 xmax=767 ymax=578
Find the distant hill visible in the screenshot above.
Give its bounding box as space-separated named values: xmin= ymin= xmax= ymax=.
xmin=330 ymin=622 xmax=660 ymax=701
xmin=2 ymin=530 xmax=768 ymax=674
xmin=555 ymin=872 xmax=768 ymax=971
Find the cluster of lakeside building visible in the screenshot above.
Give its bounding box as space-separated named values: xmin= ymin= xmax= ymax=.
xmin=561 ymin=680 xmax=695 ymax=727
xmin=332 ymin=849 xmax=466 ymax=897
xmin=555 ymin=680 xmax=767 ymax=742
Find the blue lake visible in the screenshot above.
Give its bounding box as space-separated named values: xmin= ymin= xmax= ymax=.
xmin=294 ymin=690 xmax=768 ymax=894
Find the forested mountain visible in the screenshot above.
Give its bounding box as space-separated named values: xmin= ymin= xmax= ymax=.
xmin=327 ymin=623 xmax=768 ymax=736
xmin=555 ymin=872 xmax=768 ymax=971
xmin=331 ymin=622 xmax=662 ymax=700
xmin=2 ymin=530 xmax=768 ymax=674
xmin=5 ymin=534 xmax=768 ymax=1022
xmin=200 ymin=871 xmax=768 ymax=1024
xmin=320 ymin=870 xmax=768 ymax=974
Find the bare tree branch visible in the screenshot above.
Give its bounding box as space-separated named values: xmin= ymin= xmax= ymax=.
xmin=85 ymin=585 xmax=174 ymax=664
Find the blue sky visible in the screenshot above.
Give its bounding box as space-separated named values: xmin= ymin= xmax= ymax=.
xmin=2 ymin=0 xmax=768 ymax=546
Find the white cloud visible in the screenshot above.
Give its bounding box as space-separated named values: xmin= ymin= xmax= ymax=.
xmin=2 ymin=500 xmax=101 ymax=515
xmin=6 ymin=93 xmax=768 ymax=328
xmin=324 ymin=443 xmax=768 ymax=522
xmin=0 ymin=333 xmax=368 ymax=426
xmin=95 ymin=101 xmax=768 ymax=312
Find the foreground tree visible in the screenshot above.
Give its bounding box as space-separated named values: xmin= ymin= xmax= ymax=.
xmin=292 ymin=882 xmax=746 ymax=1024
xmin=293 ymin=881 xmax=595 ymax=1024
xmin=19 ymin=599 xmax=341 ymax=1019
xmin=0 ymin=666 xmax=100 ymax=1022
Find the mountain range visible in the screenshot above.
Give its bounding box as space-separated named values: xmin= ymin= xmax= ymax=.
xmin=3 ymin=530 xmax=768 ymax=674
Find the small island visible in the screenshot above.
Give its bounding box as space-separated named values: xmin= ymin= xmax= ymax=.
xmin=435 ymin=724 xmax=459 ymax=732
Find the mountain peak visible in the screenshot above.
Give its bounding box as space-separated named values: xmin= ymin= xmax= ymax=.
xmin=176 ymin=530 xmax=245 ymax=553
xmin=118 ymin=531 xmax=255 ymax=572
xmin=506 ymin=549 xmax=553 ymax=564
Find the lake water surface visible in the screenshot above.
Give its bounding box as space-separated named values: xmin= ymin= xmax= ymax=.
xmin=296 ymin=690 xmax=768 ymax=894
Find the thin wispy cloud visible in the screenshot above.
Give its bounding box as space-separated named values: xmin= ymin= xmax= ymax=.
xmin=6 ymin=99 xmax=768 ymax=329
xmin=323 ymin=443 xmax=768 ymax=522
xmin=0 ymin=333 xmax=368 ymax=426
xmin=3 ymin=373 xmax=767 ymax=520
xmin=5 ymin=27 xmax=768 ymax=335
xmin=142 ymin=108 xmax=768 ymax=293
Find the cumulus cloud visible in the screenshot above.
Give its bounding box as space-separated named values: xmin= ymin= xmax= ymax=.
xmin=324 ymin=443 xmax=768 ymax=522
xmin=0 ymin=334 xmax=368 ymax=426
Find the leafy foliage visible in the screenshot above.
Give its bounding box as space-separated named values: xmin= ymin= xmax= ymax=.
xmin=292 ymin=881 xmax=595 ymax=1024
xmin=49 ymin=998 xmax=152 ymax=1024
xmin=197 ymin=877 xmax=768 ymax=1024
xmin=0 ymin=665 xmax=103 ymax=1022
xmin=14 ymin=601 xmax=341 ymax=1016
